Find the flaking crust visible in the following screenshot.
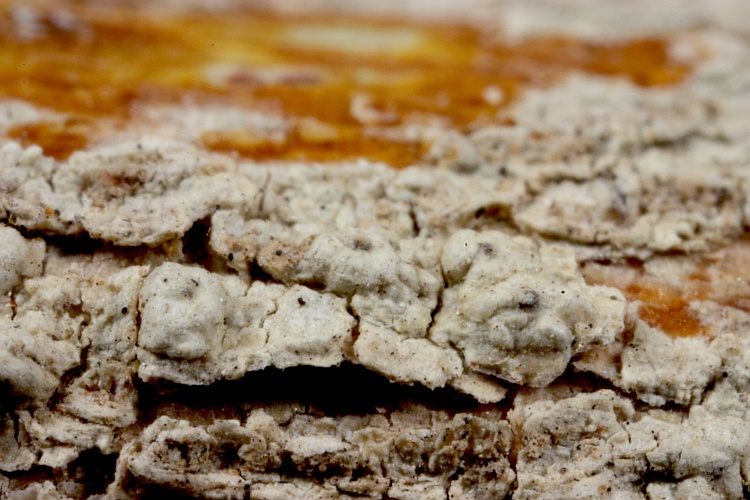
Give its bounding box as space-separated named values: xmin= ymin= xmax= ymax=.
xmin=2 ymin=0 xmax=750 ymax=498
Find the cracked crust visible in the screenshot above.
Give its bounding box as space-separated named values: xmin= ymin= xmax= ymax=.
xmin=2 ymin=0 xmax=750 ymax=498
xmin=111 ymin=405 xmax=515 ymax=499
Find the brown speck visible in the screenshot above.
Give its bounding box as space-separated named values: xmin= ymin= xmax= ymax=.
xmin=352 ymin=238 xmax=372 ymax=251
xmin=479 ymin=242 xmax=494 ymax=255
xmin=518 ymin=290 xmax=539 ymax=309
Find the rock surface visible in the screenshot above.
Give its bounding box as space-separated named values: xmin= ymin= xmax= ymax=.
xmin=1 ymin=0 xmax=750 ymax=498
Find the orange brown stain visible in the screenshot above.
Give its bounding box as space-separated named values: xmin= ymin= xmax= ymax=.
xmin=201 ymin=125 xmax=427 ymax=168
xmin=0 ymin=3 xmax=691 ymax=165
xmin=584 ymin=237 xmax=750 ymax=338
xmin=623 ymin=282 xmax=703 ymax=337
xmin=7 ymin=119 xmax=88 ymax=160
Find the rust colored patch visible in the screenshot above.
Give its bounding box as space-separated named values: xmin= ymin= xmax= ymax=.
xmin=7 ymin=120 xmax=88 ymax=160
xmin=584 ymin=237 xmax=750 ymax=338
xmin=624 ymin=283 xmax=703 ymax=337
xmin=0 ymin=4 xmax=690 ymax=166
xmin=201 ymin=126 xmax=425 ymax=167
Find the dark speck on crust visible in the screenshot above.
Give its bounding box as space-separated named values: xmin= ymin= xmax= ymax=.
xmin=518 ymin=290 xmax=539 ymax=309
xmin=352 ymin=238 xmax=372 ymax=251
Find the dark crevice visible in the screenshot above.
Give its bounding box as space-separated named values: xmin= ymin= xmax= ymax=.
xmin=645 ymin=130 xmax=724 ymax=151
xmin=632 ymin=397 xmax=692 ymax=415
xmin=639 ymin=466 xmax=680 ymax=494
xmin=135 ymin=364 xmax=483 ymax=426
xmin=408 ymin=202 xmax=420 ymax=236
xmin=541 ymin=364 xmax=626 ymax=400
xmin=473 ymin=203 xmax=512 ymax=224
xmin=216 ymin=443 xmax=242 ymax=469
xmin=181 ymin=216 xmax=212 ymax=268
xmin=566 ymin=361 xmax=692 ymax=414
xmin=49 ymin=345 xmax=91 ymax=410
xmin=699 ymin=376 xmax=720 ymax=406
xmin=67 ymin=448 xmax=119 ymax=497
xmin=275 ymin=452 xmax=298 ymax=478
xmin=249 ymin=260 xmax=277 ymax=283
xmin=0 ymin=382 xmax=29 ymax=419
xmin=311 ymin=463 xmax=346 ymax=482
xmin=425 ymin=286 xmax=443 ymax=339
xmin=298 ymin=279 xmax=326 ymax=291
xmin=8 ymin=291 xmax=17 ymax=320
xmin=4 ymin=223 xmax=103 ymax=256
xmin=0 ymin=465 xmax=57 ymax=492
xmin=132 ymin=289 xmax=143 ymax=350
xmin=340 ymin=296 xmax=360 ymax=360
xmin=581 ymin=255 xmax=646 ymax=268
xmin=139 ymin=483 xmax=202 ymax=500
xmin=1 ymin=215 xmax=269 ymax=275
xmin=256 ymin=172 xmax=272 ymax=217
xmin=1 ymin=221 xmax=184 ymax=268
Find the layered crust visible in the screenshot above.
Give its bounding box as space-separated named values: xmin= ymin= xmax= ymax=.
xmin=1 ymin=0 xmax=750 ymax=498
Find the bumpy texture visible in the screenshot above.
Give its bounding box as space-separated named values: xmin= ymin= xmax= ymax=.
xmin=430 ymin=230 xmax=625 ymax=387
xmin=112 ymin=405 xmax=515 ymax=499
xmin=2 ymin=0 xmax=750 ymax=498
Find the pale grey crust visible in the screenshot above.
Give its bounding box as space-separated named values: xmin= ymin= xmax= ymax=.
xmin=2 ymin=0 xmax=750 ymax=498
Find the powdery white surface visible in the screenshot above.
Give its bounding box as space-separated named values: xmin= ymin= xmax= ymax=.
xmin=618 ymin=321 xmax=722 ymax=407
xmin=1 ymin=0 xmax=750 ymax=497
xmin=0 ymin=139 xmax=261 ymax=246
xmin=510 ymin=389 xmax=749 ymax=499
xmin=430 ymin=230 xmax=625 ymax=387
xmin=0 ymin=225 xmax=44 ymax=296
xmin=136 ymin=262 xmax=356 ymax=385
